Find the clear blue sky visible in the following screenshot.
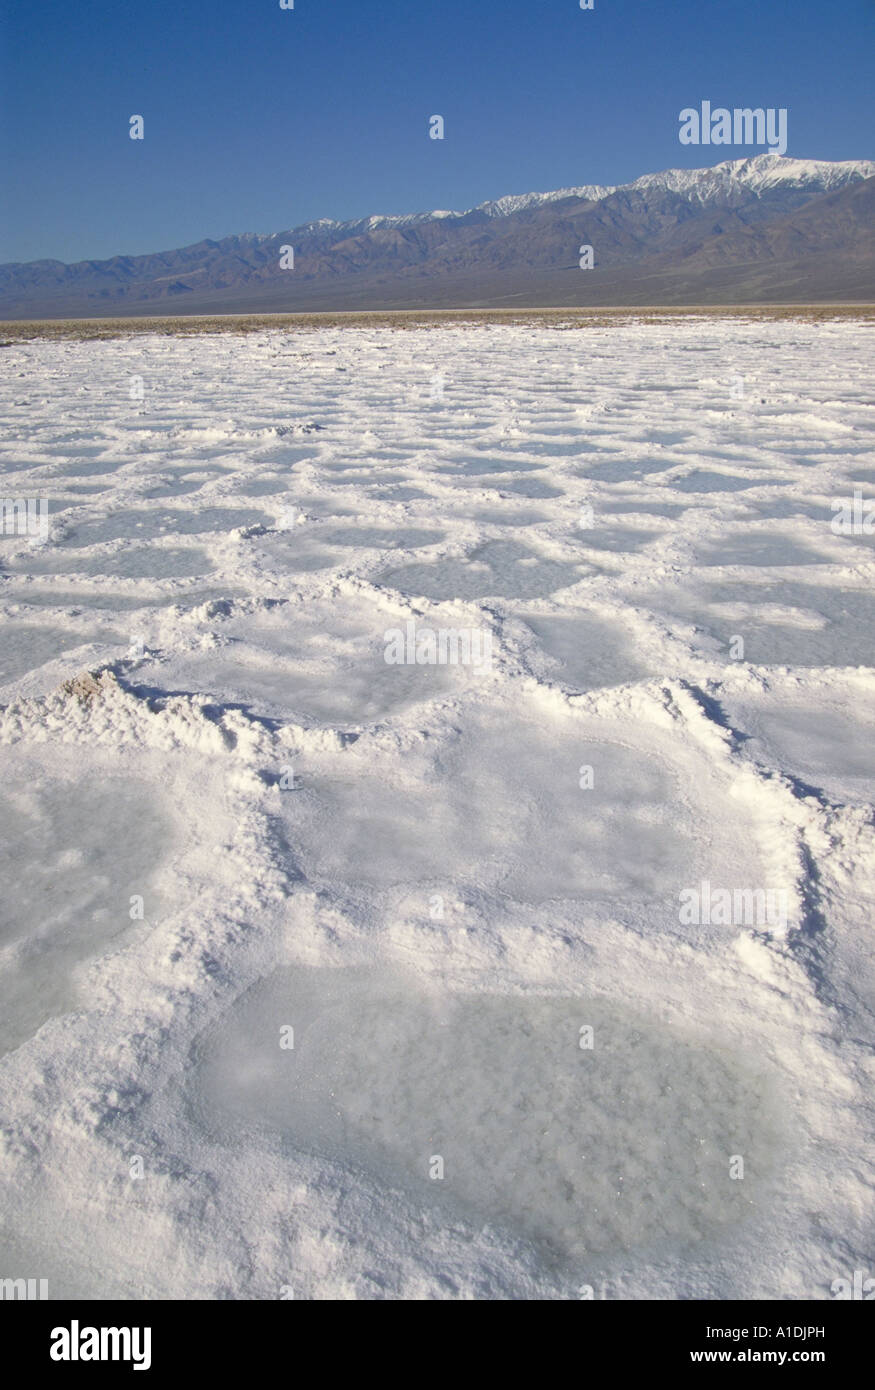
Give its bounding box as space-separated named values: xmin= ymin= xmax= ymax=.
xmin=1 ymin=0 xmax=872 ymax=264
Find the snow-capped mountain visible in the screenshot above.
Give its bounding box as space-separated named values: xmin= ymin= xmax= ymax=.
xmin=248 ymin=182 xmax=617 ymax=242
xmin=1 ymin=154 xmax=872 ymax=316
xmin=623 ymin=153 xmax=875 ymax=202
xmin=262 ymin=155 xmax=874 ymax=241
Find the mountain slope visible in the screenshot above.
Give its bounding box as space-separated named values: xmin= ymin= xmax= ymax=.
xmin=2 ymin=155 xmax=873 ymax=316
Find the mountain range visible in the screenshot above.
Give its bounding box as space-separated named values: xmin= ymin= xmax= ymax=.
xmin=2 ymin=154 xmax=873 ymax=318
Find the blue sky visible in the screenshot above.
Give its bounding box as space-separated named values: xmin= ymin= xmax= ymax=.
xmin=1 ymin=0 xmax=872 ymax=264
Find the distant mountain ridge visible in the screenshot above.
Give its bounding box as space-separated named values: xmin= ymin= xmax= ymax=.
xmin=269 ymin=154 xmax=875 ymax=236
xmin=2 ymin=154 xmax=873 ymax=317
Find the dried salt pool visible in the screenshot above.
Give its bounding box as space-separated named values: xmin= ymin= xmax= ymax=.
xmin=190 ymin=966 xmax=789 ymax=1269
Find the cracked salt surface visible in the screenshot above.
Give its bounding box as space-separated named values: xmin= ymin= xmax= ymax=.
xmin=134 ymin=596 xmax=469 ymax=724
xmin=0 ymin=622 xmax=127 ymax=691
xmin=644 ymin=578 xmax=874 ymax=668
xmin=0 ymin=754 xmax=173 ymax=1057
xmin=192 ymin=967 xmax=788 ymax=1266
xmin=0 ymin=585 xmax=247 ymax=612
xmin=693 ymin=533 xmax=828 ymax=568
xmin=723 ymin=691 xmax=875 ymax=808
xmin=573 ymin=526 xmax=661 ymax=554
xmin=675 ymin=470 xmax=792 ymax=493
xmin=519 ymin=612 xmax=655 ymax=691
xmin=0 ymin=318 xmax=872 ymax=1299
xmin=284 ymin=707 xmax=702 ymax=909
xmin=7 ymin=545 xmax=215 ymax=580
xmin=380 ymin=539 xmax=589 ymax=600
xmin=57 ymin=506 xmax=269 ymax=546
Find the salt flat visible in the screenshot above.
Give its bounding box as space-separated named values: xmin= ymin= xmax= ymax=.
xmin=0 ymin=316 xmax=872 ymax=1299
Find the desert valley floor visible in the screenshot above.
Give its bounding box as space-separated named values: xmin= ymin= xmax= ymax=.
xmin=0 ymin=314 xmax=872 ymax=1299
